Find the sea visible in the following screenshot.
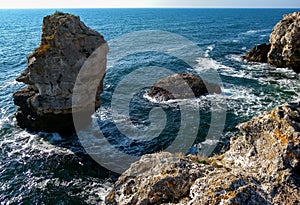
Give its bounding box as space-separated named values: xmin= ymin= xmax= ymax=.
xmin=0 ymin=9 xmax=299 ymax=204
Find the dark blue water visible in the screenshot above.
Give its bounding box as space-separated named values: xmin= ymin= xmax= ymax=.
xmin=1 ymin=9 xmax=299 ymax=204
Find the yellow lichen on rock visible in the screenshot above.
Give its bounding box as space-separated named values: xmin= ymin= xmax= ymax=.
xmin=44 ymin=34 xmax=55 ymax=41
xmin=37 ymin=43 xmax=50 ymax=55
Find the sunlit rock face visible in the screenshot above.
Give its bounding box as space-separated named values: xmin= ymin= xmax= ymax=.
xmin=268 ymin=12 xmax=300 ymax=73
xmin=106 ymin=102 xmax=300 ymax=205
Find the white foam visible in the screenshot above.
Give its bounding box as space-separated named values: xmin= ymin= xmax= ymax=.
xmin=226 ymin=54 xmax=243 ymax=62
xmin=241 ymin=29 xmax=271 ymax=35
xmin=195 ymin=57 xmax=230 ymax=70
xmin=204 ymin=45 xmax=215 ymax=58
xmin=0 ymin=80 xmax=20 ymax=91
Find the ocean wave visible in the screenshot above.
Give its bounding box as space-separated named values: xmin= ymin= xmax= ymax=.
xmin=204 ymin=44 xmax=215 ymax=57
xmin=225 ymin=54 xmax=244 ymax=62
xmin=241 ymin=29 xmax=271 ymax=35
xmin=194 ymin=57 xmax=230 ymax=70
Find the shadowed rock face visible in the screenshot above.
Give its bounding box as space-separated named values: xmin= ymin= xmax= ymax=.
xmin=106 ymin=102 xmax=300 ymax=204
xmin=13 ymin=12 xmax=108 ymax=135
xmin=148 ymin=73 xmax=221 ymax=101
xmin=245 ymin=43 xmax=271 ymax=63
xmin=246 ymin=12 xmax=300 ymax=73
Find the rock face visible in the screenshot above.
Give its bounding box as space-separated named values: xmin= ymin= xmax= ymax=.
xmin=148 ymin=73 xmax=221 ymax=101
xmin=106 ymin=102 xmax=300 ymax=204
xmin=246 ymin=12 xmax=300 ymax=73
xmin=13 ymin=12 xmax=108 ymax=135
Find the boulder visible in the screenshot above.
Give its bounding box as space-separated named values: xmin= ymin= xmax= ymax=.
xmin=245 ymin=43 xmax=270 ymax=63
xmin=13 ymin=12 xmax=108 ymax=135
xmin=148 ymin=73 xmax=221 ymax=101
xmin=106 ymin=102 xmax=300 ymax=204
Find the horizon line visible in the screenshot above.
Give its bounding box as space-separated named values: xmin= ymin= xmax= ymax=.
xmin=0 ymin=7 xmax=300 ymax=9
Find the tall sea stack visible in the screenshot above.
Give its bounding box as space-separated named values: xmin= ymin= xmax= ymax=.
xmin=13 ymin=12 xmax=108 ymax=135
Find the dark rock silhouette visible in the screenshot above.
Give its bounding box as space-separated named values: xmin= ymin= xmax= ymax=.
xmin=148 ymin=73 xmax=221 ymax=101
xmin=245 ymin=43 xmax=270 ymax=63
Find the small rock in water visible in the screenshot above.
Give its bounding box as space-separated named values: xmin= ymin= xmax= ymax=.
xmin=245 ymin=43 xmax=270 ymax=63
xmin=148 ymin=72 xmax=221 ymax=101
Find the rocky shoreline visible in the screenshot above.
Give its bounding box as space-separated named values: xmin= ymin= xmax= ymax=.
xmin=106 ymin=101 xmax=300 ymax=204
xmin=105 ymin=12 xmax=300 ymax=204
xmin=12 ymin=11 xmax=299 ymax=205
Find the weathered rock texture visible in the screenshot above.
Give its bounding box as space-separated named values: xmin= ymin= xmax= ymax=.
xmin=246 ymin=12 xmax=300 ymax=73
xmin=106 ymin=102 xmax=300 ymax=204
xmin=268 ymin=12 xmax=300 ymax=72
xmin=148 ymin=73 xmax=221 ymax=101
xmin=13 ymin=12 xmax=107 ymax=135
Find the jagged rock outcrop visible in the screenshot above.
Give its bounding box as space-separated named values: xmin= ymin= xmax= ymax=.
xmin=246 ymin=12 xmax=300 ymax=73
xmin=13 ymin=12 xmax=108 ymax=135
xmin=148 ymin=73 xmax=221 ymax=101
xmin=268 ymin=12 xmax=300 ymax=73
xmin=106 ymin=102 xmax=300 ymax=204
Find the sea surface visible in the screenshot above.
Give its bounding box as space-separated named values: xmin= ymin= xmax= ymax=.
xmin=0 ymin=9 xmax=299 ymax=204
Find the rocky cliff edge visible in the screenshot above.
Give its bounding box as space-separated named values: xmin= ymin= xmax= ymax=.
xmin=106 ymin=102 xmax=300 ymax=204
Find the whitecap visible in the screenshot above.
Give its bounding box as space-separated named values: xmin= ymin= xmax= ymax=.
xmin=225 ymin=54 xmax=244 ymax=62
xmin=194 ymin=57 xmax=230 ymax=70
xmin=241 ymin=29 xmax=271 ymax=35
xmin=204 ymin=45 xmax=215 ymax=58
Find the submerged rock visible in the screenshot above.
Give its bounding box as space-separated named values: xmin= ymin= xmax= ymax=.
xmin=106 ymin=102 xmax=300 ymax=204
xmin=246 ymin=12 xmax=300 ymax=73
xmin=148 ymin=73 xmax=221 ymax=101
xmin=13 ymin=12 xmax=108 ymax=135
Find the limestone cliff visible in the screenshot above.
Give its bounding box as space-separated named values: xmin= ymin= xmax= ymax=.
xmin=246 ymin=12 xmax=300 ymax=73
xmin=106 ymin=102 xmax=300 ymax=204
xmin=13 ymin=12 xmax=108 ymax=135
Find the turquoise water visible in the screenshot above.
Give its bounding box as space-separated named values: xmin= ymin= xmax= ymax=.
xmin=0 ymin=9 xmax=300 ymax=204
